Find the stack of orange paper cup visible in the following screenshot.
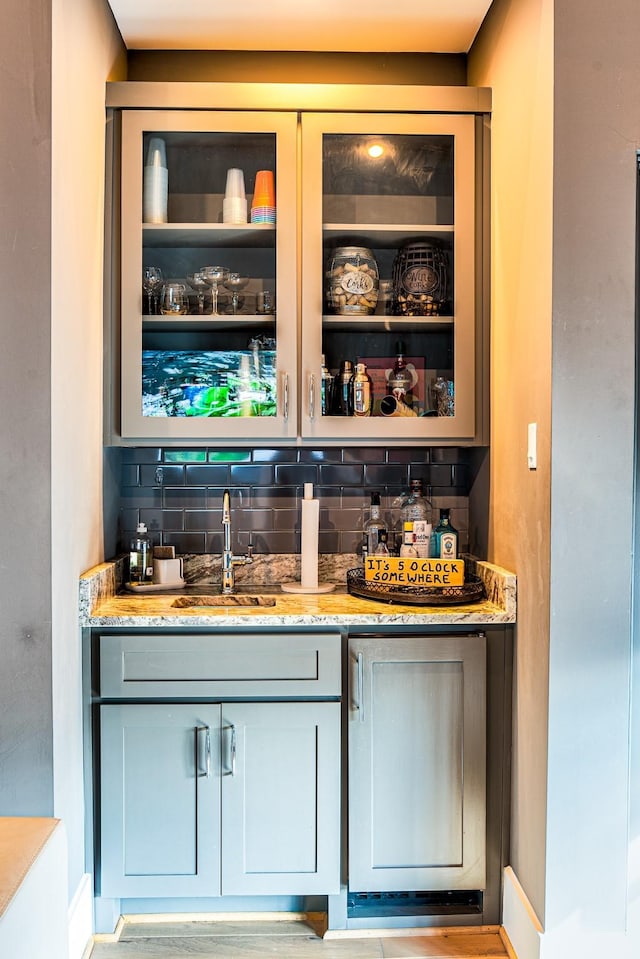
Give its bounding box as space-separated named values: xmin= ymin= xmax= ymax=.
xmin=250 ymin=170 xmax=276 ymax=224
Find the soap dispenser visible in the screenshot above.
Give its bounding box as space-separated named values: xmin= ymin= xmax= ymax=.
xmin=129 ymin=522 xmax=153 ymax=585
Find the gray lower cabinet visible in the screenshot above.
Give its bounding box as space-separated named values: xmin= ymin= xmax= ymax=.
xmin=100 ymin=699 xmax=341 ymax=899
xmin=96 ymin=631 xmax=342 ymax=901
xmin=348 ymin=634 xmax=486 ymax=893
xmin=100 ymin=703 xmax=222 ymax=898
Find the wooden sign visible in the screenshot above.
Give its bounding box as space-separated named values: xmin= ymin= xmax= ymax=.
xmin=364 ymin=556 xmax=465 ymax=587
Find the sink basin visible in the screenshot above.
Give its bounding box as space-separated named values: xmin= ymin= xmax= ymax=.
xmin=171 ymin=594 xmax=276 ymax=608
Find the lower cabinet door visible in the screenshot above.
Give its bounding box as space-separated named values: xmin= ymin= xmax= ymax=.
xmin=99 ymin=703 xmax=221 ymax=898
xmin=221 ymin=701 xmax=341 ymax=895
xmin=348 ymin=635 xmax=486 ymax=892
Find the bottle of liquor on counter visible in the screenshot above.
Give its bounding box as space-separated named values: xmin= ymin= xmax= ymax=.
xmin=431 ymin=508 xmax=458 ymax=559
xmin=129 ymin=522 xmax=153 ymax=584
xmin=320 ymin=354 xmax=334 ymax=416
xmin=332 ymin=360 xmax=354 ymax=415
xmin=387 ymin=340 xmax=414 ymax=407
xmin=374 ymin=530 xmax=390 ymax=555
xmin=399 ymin=521 xmax=418 ymax=557
xmin=363 ymin=491 xmax=385 ymax=558
xmin=400 ymin=478 xmax=432 ymax=557
xmin=351 ymin=362 xmax=373 ymax=417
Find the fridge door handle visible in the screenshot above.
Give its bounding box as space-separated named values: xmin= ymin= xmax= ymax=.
xmin=352 ymin=652 xmax=365 ymax=722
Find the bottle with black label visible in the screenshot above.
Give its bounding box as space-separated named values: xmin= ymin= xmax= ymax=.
xmin=332 ymin=360 xmax=354 ymax=415
xmin=387 ymin=340 xmax=414 ymax=407
xmin=431 ymin=508 xmax=458 ymax=559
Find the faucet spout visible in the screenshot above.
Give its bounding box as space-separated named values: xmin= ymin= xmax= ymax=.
xmin=221 ymin=489 xmax=253 ymax=594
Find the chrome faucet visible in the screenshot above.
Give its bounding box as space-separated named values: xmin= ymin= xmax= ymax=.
xmin=221 ymin=489 xmax=253 ymax=594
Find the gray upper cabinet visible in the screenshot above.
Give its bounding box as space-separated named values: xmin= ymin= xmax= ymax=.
xmin=107 ymin=84 xmax=488 ymax=446
xmin=117 ymin=109 xmax=299 ymax=443
xmin=348 ymin=634 xmax=486 ymax=892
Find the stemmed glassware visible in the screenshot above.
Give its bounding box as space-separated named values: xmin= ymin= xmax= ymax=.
xmin=201 ymin=265 xmax=230 ymax=316
xmin=186 ymin=271 xmax=209 ymax=314
xmin=142 ymin=266 xmax=163 ymax=315
xmin=224 ymin=273 xmax=250 ymax=314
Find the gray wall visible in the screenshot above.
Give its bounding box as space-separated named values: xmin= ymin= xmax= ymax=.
xmin=545 ymin=0 xmax=638 ymax=950
xmin=0 ymin=0 xmax=53 ymax=814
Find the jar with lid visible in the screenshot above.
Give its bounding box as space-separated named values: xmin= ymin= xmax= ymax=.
xmin=392 ymin=240 xmax=449 ymax=316
xmin=325 ymin=246 xmax=379 ymax=316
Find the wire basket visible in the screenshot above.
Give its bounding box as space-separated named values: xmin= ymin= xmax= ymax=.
xmin=346 ymin=568 xmax=486 ymax=606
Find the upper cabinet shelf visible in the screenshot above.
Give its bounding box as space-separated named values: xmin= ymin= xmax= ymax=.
xmin=143 ymin=222 xmax=275 ymax=249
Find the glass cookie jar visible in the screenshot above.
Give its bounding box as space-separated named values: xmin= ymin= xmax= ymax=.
xmin=325 ymin=246 xmax=379 ymax=316
xmin=392 ymin=240 xmax=450 ymax=316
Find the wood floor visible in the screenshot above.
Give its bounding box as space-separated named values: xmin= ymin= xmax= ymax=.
xmin=88 ymin=918 xmax=510 ymax=959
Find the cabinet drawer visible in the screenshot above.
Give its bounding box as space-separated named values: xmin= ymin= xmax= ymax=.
xmin=99 ymin=631 xmax=342 ymax=699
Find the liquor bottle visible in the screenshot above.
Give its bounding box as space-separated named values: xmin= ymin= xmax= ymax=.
xmin=399 ymin=521 xmax=418 ymax=557
xmin=374 ymin=530 xmax=390 ymax=555
xmin=399 ymin=478 xmax=432 ymax=558
xmin=332 ymin=360 xmax=354 ymax=415
xmin=363 ymin=492 xmax=385 ymax=557
xmin=387 ymin=340 xmax=414 ymax=407
xmin=129 ymin=522 xmax=153 ymax=584
xmin=320 ymin=354 xmax=334 ymax=416
xmin=351 ymin=362 xmax=373 ymax=417
xmin=431 ymin=508 xmax=458 ymax=559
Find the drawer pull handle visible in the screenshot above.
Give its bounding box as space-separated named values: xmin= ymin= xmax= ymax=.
xmin=196 ymin=725 xmax=211 ymax=778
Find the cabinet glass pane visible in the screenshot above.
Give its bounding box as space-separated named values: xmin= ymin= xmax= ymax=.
xmin=321 ymin=132 xmax=455 ymax=420
xmin=140 ymin=130 xmax=278 ymax=419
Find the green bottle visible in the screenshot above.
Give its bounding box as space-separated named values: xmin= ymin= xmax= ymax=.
xmin=431 ymin=509 xmax=458 ymax=560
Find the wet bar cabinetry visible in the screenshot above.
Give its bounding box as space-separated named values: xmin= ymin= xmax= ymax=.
xmin=106 ymin=83 xmax=490 ymax=445
xmin=96 ymin=632 xmax=341 ymax=902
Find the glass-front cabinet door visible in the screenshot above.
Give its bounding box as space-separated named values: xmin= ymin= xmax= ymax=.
xmin=119 ymin=110 xmax=298 ymax=442
xmin=300 ymin=113 xmax=479 ymax=442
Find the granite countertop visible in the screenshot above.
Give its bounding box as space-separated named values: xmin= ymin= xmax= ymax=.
xmin=80 ymin=554 xmax=516 ymax=628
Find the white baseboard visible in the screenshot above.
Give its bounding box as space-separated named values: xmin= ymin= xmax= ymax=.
xmin=501 ymin=866 xmax=543 ymax=959
xmin=68 ymin=873 xmax=93 ymax=959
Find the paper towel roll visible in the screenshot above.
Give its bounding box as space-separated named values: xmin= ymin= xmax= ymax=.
xmin=300 ymin=482 xmax=319 ymax=589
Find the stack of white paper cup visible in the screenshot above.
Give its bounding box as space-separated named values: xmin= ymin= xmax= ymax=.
xmin=223 ymin=167 xmax=247 ymax=224
xmin=143 ymin=137 xmax=168 ymax=224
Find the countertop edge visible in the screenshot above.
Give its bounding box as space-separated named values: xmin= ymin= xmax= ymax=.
xmin=80 ymin=556 xmax=516 ymax=627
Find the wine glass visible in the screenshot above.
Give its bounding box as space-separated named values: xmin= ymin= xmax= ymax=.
xmin=186 ymin=271 xmax=209 ymax=314
xmin=223 ymin=273 xmax=250 ymax=314
xmin=201 ymin=265 xmax=229 ymax=316
xmin=142 ymin=266 xmax=163 ymax=315
xmin=159 ymin=282 xmax=188 ymax=316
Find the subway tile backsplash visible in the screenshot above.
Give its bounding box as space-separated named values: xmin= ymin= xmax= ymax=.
xmin=118 ymin=446 xmax=471 ymax=556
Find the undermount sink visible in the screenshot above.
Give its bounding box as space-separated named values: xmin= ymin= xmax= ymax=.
xmin=171 ymin=594 xmax=276 ymax=608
